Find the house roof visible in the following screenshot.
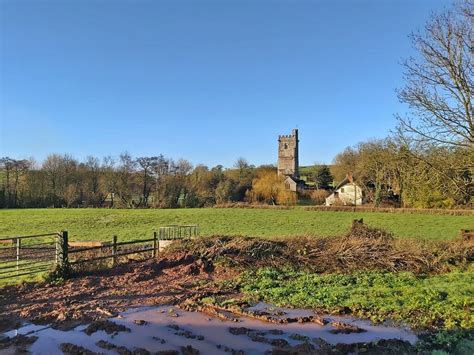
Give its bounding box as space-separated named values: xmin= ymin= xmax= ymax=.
xmin=335 ymin=177 xmax=349 ymax=190
xmin=335 ymin=175 xmax=360 ymax=190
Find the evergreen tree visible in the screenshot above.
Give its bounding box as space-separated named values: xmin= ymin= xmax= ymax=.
xmin=314 ymin=165 xmax=333 ymax=189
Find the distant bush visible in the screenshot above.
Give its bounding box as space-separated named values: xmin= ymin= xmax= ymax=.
xmin=214 ymin=202 xmax=292 ymax=210
xmin=298 ymin=189 xmax=329 ymax=205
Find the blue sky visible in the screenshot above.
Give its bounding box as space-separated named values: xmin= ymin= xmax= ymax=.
xmin=0 ymin=0 xmax=451 ymax=167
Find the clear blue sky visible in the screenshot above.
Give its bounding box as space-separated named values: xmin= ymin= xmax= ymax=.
xmin=0 ymin=0 xmax=451 ymax=168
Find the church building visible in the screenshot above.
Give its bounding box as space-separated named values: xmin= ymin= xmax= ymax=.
xmin=278 ymin=129 xmax=306 ymax=192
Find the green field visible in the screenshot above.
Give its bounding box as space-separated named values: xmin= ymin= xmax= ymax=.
xmin=1 ymin=208 xmax=472 ymax=242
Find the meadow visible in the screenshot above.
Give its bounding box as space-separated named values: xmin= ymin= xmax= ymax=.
xmin=1 ymin=208 xmax=473 ymax=241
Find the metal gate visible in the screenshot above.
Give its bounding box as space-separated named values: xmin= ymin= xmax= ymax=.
xmin=158 ymin=225 xmax=200 ymax=240
xmin=0 ymin=232 xmax=59 ymax=281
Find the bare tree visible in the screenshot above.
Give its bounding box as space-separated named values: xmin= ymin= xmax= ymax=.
xmin=174 ymin=159 xmax=193 ymax=176
xmin=0 ymin=157 xmax=30 ymax=207
xmin=42 ymin=154 xmax=77 ymax=207
xmin=155 ymin=154 xmax=170 ymax=178
xmin=234 ymin=157 xmax=250 ymax=179
xmin=102 ymin=156 xmax=117 ymax=207
xmin=117 ymin=153 xmax=136 ymax=207
xmin=396 ymin=0 xmax=473 ymax=148
xmin=83 ymin=156 xmax=103 ymax=206
xmin=136 ymin=156 xmax=159 ymax=206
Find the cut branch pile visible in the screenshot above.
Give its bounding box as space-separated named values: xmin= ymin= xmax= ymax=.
xmin=167 ymin=223 xmax=473 ymax=274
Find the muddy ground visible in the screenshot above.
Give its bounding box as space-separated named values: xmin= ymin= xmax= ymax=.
xmin=0 ymin=251 xmax=236 ymax=331
xmin=1 ymin=225 xmax=473 ymax=331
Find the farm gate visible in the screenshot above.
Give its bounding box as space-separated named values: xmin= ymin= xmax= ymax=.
xmin=0 ymin=232 xmax=59 ymax=281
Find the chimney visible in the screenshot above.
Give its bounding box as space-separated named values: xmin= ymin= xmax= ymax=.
xmin=347 ymin=172 xmax=353 ymax=184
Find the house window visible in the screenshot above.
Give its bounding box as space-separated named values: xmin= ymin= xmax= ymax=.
xmin=284 ymin=143 xmax=288 ymax=149
xmin=341 ymin=187 xmax=345 ymax=193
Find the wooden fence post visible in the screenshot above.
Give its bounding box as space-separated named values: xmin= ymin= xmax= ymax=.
xmin=153 ymin=231 xmax=158 ymax=258
xmin=61 ymin=231 xmax=69 ymax=266
xmin=112 ymin=235 xmax=118 ymax=266
xmin=16 ymin=237 xmax=21 ymax=271
xmin=55 ymin=235 xmax=59 ymax=264
xmin=56 ymin=230 xmax=70 ymax=278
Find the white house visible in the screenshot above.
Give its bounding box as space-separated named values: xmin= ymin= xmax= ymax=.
xmin=325 ymin=175 xmax=363 ymax=206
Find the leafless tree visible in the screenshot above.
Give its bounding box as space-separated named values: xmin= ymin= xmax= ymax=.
xmin=136 ymin=156 xmax=159 ymax=206
xmin=0 ymin=157 xmax=30 ymax=207
xmin=397 ymin=0 xmax=473 ymax=148
xmin=117 ymin=153 xmax=136 ymax=207
xmin=174 ymin=159 xmax=193 ymax=176
xmin=101 ymin=156 xmax=117 ymax=207
xmin=42 ymin=154 xmax=77 ymax=207
xmin=234 ymin=157 xmax=250 ymax=179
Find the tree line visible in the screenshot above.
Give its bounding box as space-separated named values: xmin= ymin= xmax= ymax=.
xmin=0 ymin=153 xmax=306 ymax=208
xmin=1 ymin=138 xmax=471 ymax=209
xmin=0 ymin=154 xmax=252 ymax=208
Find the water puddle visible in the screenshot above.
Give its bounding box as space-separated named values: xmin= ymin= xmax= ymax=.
xmin=3 ymin=303 xmax=417 ymax=354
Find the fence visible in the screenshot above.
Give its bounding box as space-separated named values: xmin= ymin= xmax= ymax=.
xmin=158 ymin=225 xmax=200 ymax=240
xmin=68 ymin=234 xmax=158 ymax=267
xmin=0 ymin=232 xmax=59 ymax=281
xmin=0 ymin=225 xmax=200 ymax=281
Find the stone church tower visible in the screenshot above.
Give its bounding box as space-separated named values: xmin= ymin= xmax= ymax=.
xmin=278 ymin=129 xmax=299 ymax=178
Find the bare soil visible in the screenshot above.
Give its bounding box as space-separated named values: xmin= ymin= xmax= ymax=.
xmin=0 ymin=252 xmax=237 ymax=331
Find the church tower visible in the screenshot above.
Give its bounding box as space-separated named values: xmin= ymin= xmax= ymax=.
xmin=278 ymin=129 xmax=299 ymax=178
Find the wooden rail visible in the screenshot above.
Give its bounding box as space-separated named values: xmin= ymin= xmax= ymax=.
xmin=66 ymin=225 xmax=199 ymax=270
xmin=68 ymin=236 xmax=157 ymax=265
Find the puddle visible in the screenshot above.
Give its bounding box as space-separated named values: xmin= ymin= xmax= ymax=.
xmin=2 ymin=303 xmax=417 ymax=354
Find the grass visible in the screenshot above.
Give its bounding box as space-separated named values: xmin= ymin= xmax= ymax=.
xmin=0 ymin=208 xmax=473 ymax=242
xmin=237 ymin=266 xmax=474 ymax=352
xmin=239 ymin=267 xmax=474 ymax=331
xmin=0 ymin=270 xmax=51 ymax=286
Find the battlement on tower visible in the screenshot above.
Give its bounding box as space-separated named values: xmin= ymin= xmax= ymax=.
xmin=278 ymin=129 xmax=298 ymax=140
